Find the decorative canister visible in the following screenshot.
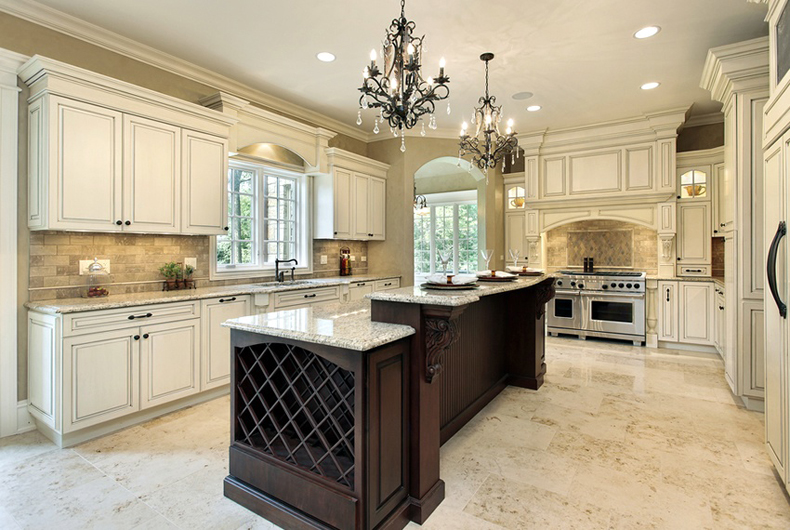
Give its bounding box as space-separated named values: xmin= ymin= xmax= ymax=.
xmin=84 ymin=257 xmax=109 ymax=298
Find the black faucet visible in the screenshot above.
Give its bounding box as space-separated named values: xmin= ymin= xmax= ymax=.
xmin=274 ymin=258 xmax=298 ymax=282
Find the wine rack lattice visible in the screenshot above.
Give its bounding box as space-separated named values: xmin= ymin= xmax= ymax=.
xmin=235 ymin=343 xmax=356 ymax=490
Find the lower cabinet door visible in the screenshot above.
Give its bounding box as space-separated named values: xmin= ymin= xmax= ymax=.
xmin=201 ymin=296 xmax=250 ymax=390
xmin=657 ymin=281 xmax=678 ymax=342
xmin=140 ymin=319 xmax=200 ymax=409
xmin=349 ymin=282 xmax=374 ymax=301
xmin=63 ymin=329 xmax=139 ymax=432
xmin=679 ymin=282 xmax=714 ymax=346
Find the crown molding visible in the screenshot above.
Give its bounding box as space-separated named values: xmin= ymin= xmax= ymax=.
xmin=700 ymin=36 xmax=769 ymax=105
xmin=0 ymin=0 xmax=368 ymax=141
xmin=682 ymin=112 xmax=724 ymax=128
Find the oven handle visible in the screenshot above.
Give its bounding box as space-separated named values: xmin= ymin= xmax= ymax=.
xmin=554 ymin=289 xmax=581 ymax=296
xmin=767 ymin=220 xmax=787 ymax=319
xmin=580 ymin=291 xmax=645 ymax=299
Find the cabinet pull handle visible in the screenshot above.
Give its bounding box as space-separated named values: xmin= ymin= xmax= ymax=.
xmin=357 ymin=283 xmax=366 ymax=286
xmin=686 ymin=269 xmax=702 ymax=273
xmin=666 ymin=288 xmax=670 ymax=302
xmin=384 ymin=282 xmax=392 ymax=286
xmin=133 ymin=335 xmax=140 ymax=341
xmin=219 ymin=297 xmax=236 ymax=303
xmin=143 ymin=333 xmax=149 ymax=339
xmin=128 ymin=312 xmax=153 ymax=320
xmin=767 ymin=220 xmax=787 ymax=318
xmin=304 ymin=293 xmax=317 ymax=298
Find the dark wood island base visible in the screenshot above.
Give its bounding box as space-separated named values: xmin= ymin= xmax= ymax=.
xmin=222 ymin=277 xmax=555 ymax=529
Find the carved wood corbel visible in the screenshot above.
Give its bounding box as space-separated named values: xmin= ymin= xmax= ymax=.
xmin=532 ymin=279 xmax=556 ymax=320
xmin=422 ymin=306 xmax=466 ymax=383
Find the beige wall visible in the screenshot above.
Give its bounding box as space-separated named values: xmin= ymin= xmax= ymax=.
xmin=367 ymin=137 xmax=505 ymax=285
xmin=415 ymin=171 xmax=478 ymax=194
xmin=677 ymin=123 xmax=724 ymax=152
xmin=545 ymin=220 xmax=658 ymax=275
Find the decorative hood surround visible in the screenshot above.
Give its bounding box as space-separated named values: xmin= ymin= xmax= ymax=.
xmin=506 ymin=109 xmax=687 ymax=276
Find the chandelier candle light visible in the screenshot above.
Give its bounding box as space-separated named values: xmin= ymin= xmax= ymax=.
xmin=358 ymin=0 xmax=450 ymax=152
xmin=459 ymin=53 xmax=519 ymax=180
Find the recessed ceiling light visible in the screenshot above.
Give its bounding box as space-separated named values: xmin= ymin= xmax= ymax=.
xmin=641 ymin=82 xmax=660 ymax=90
xmin=527 ymin=105 xmax=542 ymax=112
xmin=316 ymin=52 xmax=336 ymax=62
xmin=634 ymin=26 xmax=661 ymax=39
xmin=512 ymin=91 xmax=534 ymax=100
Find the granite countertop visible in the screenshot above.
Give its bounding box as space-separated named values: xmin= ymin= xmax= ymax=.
xmin=222 ymin=299 xmax=415 ymax=352
xmin=25 ymin=275 xmax=401 ymax=314
xmin=366 ymin=274 xmax=554 ymax=307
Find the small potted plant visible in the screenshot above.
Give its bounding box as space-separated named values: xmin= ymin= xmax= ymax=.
xmin=175 ymin=263 xmax=185 ymax=289
xmin=184 ymin=264 xmax=195 ymax=289
xmin=158 ymin=262 xmax=179 ymax=291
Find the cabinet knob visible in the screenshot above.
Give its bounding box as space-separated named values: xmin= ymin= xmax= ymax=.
xmin=714 ymin=230 xmax=718 ymax=233
xmin=334 ymin=231 xmax=338 ymax=235
xmin=133 ymin=335 xmax=140 ymax=341
xmin=115 ymin=220 xmax=122 ymax=226
xmin=720 ymin=223 xmax=725 ymax=227
xmin=719 ymin=306 xmax=724 ymax=310
xmin=223 ymin=226 xmax=229 ymax=231
xmin=676 ymin=257 xmax=680 ymax=261
xmin=125 ymin=220 xmax=131 ymax=226
xmin=143 ymin=333 xmax=149 ymax=339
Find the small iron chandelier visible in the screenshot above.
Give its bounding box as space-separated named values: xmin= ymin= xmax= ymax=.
xmin=358 ymin=0 xmax=450 ymax=152
xmin=459 ymin=53 xmax=519 ymax=175
xmin=413 ymin=183 xmax=427 ymax=210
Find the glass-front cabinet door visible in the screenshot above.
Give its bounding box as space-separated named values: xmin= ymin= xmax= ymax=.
xmin=678 ymin=165 xmax=710 ymax=200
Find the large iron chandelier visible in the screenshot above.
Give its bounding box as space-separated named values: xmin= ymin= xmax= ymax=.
xmin=459 ymin=53 xmax=518 ymax=175
xmin=358 ymin=0 xmax=450 ymax=152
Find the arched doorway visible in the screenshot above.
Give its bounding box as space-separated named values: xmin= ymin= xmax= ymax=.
xmin=413 ymin=157 xmax=486 ymax=282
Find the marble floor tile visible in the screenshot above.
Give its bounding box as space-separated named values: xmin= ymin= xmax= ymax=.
xmin=1 ymin=336 xmax=788 ymax=529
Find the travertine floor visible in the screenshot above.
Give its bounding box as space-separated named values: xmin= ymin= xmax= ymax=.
xmin=1 ymin=337 xmax=789 ymax=529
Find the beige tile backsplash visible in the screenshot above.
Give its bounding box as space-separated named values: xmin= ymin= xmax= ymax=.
xmin=28 ymin=231 xmax=369 ymax=300
xmin=545 ymin=220 xmax=658 ymax=275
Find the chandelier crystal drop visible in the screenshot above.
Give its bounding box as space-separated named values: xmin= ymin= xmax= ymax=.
xmin=459 ymin=53 xmax=519 ymax=171
xmin=358 ymin=0 xmax=450 ymax=144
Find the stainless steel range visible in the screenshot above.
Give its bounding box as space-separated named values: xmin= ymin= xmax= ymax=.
xmin=547 ymin=270 xmax=646 ymax=345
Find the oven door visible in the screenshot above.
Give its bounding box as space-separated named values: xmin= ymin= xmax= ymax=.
xmin=581 ymin=292 xmax=645 ymax=337
xmin=547 ymin=290 xmax=582 ymax=330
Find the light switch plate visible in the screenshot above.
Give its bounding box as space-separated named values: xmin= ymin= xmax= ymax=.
xmin=184 ymin=257 xmax=197 ymax=269
xmin=361 ymin=256 xmax=367 ymax=262
xmin=79 ymin=259 xmax=110 ymax=275
xmin=350 ymin=255 xmax=356 ymax=261
xmin=320 ymin=255 xmax=328 ymax=265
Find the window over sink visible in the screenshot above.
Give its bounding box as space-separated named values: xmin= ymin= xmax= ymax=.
xmin=212 ymin=160 xmax=310 ymax=279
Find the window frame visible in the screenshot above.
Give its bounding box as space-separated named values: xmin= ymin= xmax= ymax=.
xmin=414 ymin=190 xmax=478 ymax=282
xmin=211 ymin=159 xmax=312 ymax=280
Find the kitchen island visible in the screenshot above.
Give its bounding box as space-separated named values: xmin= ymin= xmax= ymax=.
xmin=222 ymin=275 xmax=555 ymax=530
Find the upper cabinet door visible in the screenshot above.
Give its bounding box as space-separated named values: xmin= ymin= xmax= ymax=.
xmin=677 ymin=202 xmax=711 ymax=264
xmin=368 ymin=177 xmax=386 ymax=240
xmin=352 ymin=173 xmax=370 ymax=239
xmin=51 ymin=97 xmax=123 ymax=231
xmin=333 ymin=168 xmax=353 ymax=239
xmin=123 ymin=115 xmax=180 ymax=233
xmin=181 ymin=130 xmax=228 ymax=235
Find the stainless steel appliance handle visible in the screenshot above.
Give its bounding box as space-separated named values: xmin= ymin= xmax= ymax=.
xmin=767 ymin=220 xmax=787 ymax=319
xmin=580 ymin=291 xmax=645 ymax=299
xmin=555 ymin=289 xmax=580 ymax=295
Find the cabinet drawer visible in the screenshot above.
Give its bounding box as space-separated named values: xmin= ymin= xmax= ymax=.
xmin=677 ymin=265 xmax=711 ymax=277
xmin=273 ymin=286 xmax=340 ymax=309
xmin=64 ymin=301 xmax=200 ymax=336
xmin=374 ymin=278 xmax=400 ymax=291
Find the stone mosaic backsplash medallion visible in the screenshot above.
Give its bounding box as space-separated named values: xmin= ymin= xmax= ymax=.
xmin=567 ymin=229 xmax=634 ymax=268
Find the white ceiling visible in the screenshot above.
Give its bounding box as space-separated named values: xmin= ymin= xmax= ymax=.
xmin=25 ymin=0 xmax=768 ymax=134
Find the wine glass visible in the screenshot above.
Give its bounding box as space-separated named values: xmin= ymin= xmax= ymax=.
xmin=438 ymin=250 xmax=452 ymax=278
xmin=508 ymin=249 xmax=520 ymax=269
xmin=480 ymin=249 xmax=494 ymax=275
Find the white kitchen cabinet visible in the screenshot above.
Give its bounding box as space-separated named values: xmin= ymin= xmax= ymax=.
xmin=679 ymin=282 xmax=714 ymax=346
xmin=657 ymin=281 xmax=679 ymax=342
xmin=181 ymin=130 xmax=229 ymax=235
xmin=676 ymin=202 xmax=712 ymax=272
xmin=272 ymin=286 xmax=341 ymax=310
xmin=63 ymin=329 xmax=139 ymax=433
xmin=349 ymin=281 xmax=374 ymax=301
xmin=505 ymin=212 xmax=526 ymax=260
xmin=712 ymin=162 xmax=726 ymax=236
xmin=201 ymin=295 xmax=251 ymax=390
xmin=657 ymin=280 xmax=713 ymax=347
xmin=123 ymin=115 xmax=180 ymax=233
xmin=139 ymin=319 xmax=200 ymax=409
xmin=314 ymin=148 xmax=390 ymax=241
xmin=22 ymin=56 xmax=233 ymax=234
xmin=28 ymin=96 xmax=124 ymax=232
xmin=374 ymin=278 xmax=400 ymax=291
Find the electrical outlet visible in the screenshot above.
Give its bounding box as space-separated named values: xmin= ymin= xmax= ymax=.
xmin=320 ymin=255 xmax=328 ymax=265
xmin=361 ymin=256 xmax=367 ymax=262
xmin=184 ymin=257 xmax=197 ymax=269
xmin=350 ymin=255 xmax=356 ymax=262
xmin=79 ymin=259 xmax=110 ymax=275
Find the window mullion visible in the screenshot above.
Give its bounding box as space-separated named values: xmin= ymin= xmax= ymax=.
xmin=429 ymin=206 xmax=436 ymax=275
xmin=453 ymin=204 xmax=460 ymax=274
